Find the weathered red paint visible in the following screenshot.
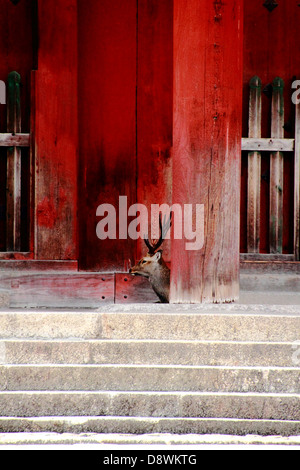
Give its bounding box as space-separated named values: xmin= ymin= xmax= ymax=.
xmin=36 ymin=197 xmax=57 ymax=230
xmin=171 ymin=0 xmax=244 ymax=303
xmin=34 ymin=0 xmax=78 ymax=261
xmin=77 ymin=0 xmax=173 ymax=271
xmin=2 ymin=0 xmax=299 ymax=290
xmin=137 ymin=0 xmax=173 ymax=262
xmin=78 ymin=0 xmax=137 ymax=272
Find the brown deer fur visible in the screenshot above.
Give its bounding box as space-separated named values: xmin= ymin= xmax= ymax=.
xmin=129 ymin=250 xmax=170 ymax=303
xmin=129 ymin=213 xmax=172 ymax=303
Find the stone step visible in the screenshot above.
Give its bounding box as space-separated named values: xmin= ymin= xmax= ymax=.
xmin=1 ymin=310 xmax=300 ymax=342
xmin=1 ymin=416 xmax=300 ymax=438
xmin=1 ymin=365 xmax=300 ymax=394
xmin=0 ymin=308 xmax=299 ymax=439
xmin=240 ymin=291 xmax=300 ymax=306
xmin=1 ymin=431 xmax=300 ymax=447
xmin=1 ymin=339 xmax=298 ymax=367
xmin=240 ymin=273 xmax=300 ymax=292
xmin=0 ymin=391 xmax=299 ymax=421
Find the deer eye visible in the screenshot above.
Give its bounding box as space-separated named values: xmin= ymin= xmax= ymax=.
xmin=142 ymin=260 xmax=147 ymax=265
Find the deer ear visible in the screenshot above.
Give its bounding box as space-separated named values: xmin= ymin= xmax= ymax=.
xmin=154 ymin=250 xmax=163 ymax=261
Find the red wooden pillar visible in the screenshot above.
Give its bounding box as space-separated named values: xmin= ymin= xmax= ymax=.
xmin=34 ymin=0 xmax=78 ymax=260
xmin=171 ymin=0 xmax=243 ymax=303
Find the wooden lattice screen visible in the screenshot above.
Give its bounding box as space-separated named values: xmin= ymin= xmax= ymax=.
xmin=242 ymin=76 xmax=300 ymax=261
xmin=0 ymin=72 xmax=30 ymax=253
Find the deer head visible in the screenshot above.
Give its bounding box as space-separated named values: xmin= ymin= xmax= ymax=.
xmin=129 ymin=213 xmax=172 ymax=303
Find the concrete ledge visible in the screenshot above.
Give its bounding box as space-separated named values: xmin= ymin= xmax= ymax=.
xmin=0 ymin=392 xmax=300 ymax=421
xmin=0 ymin=418 xmax=300 ymax=440
xmin=1 ymin=339 xmax=298 ymax=367
xmin=0 ymin=309 xmax=300 ymax=342
xmin=1 ymin=365 xmax=300 ymax=394
xmin=0 ymin=431 xmax=300 ymax=448
xmin=0 ymin=293 xmax=9 ymax=309
xmin=240 ymin=273 xmax=300 ymax=292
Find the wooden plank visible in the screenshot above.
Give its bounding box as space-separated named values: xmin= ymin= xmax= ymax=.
xmin=240 ymin=253 xmax=294 ymax=261
xmin=136 ymin=0 xmax=173 ymax=262
xmin=247 ymin=76 xmax=262 ymax=253
xmin=0 ymin=80 xmax=5 ymax=105
xmin=115 ymin=273 xmax=158 ymax=304
xmin=240 ymin=261 xmax=300 ymax=274
xmin=6 ymin=72 xmax=22 ymax=134
xmin=242 ymin=138 xmax=294 ymax=152
xmin=29 ymin=70 xmax=37 ymax=255
xmin=270 ymin=77 xmax=285 ymax=254
xmin=295 ymin=96 xmax=300 ymax=260
xmin=34 ymin=0 xmax=78 ymax=260
xmin=0 ymin=260 xmax=78 ymax=270
xmin=171 ymin=0 xmax=243 ymax=303
xmin=0 ymin=134 xmax=30 ymax=147
xmin=78 ymin=0 xmax=137 ymax=271
xmin=0 ymin=273 xmax=114 ymax=308
xmin=0 ymin=252 xmax=33 ymax=261
xmin=0 ymin=146 xmax=5 ymax=252
xmin=6 ymin=71 xmax=22 ymax=252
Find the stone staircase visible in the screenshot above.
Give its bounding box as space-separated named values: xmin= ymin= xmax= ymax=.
xmin=0 ymin=306 xmax=300 ymax=437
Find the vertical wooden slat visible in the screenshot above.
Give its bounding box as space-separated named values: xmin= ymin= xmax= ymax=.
xmin=6 ymin=71 xmax=22 ymax=252
xmin=0 ymin=80 xmax=5 ymax=105
xmin=137 ymin=0 xmax=173 ymax=263
xmin=77 ymin=0 xmax=137 ymax=270
xmin=294 ymin=94 xmax=300 ymax=261
xmin=35 ymin=0 xmax=78 ymax=261
xmin=270 ymin=77 xmax=284 ymax=254
xmin=29 ymin=70 xmax=37 ymax=255
xmin=247 ymin=76 xmax=262 ymax=253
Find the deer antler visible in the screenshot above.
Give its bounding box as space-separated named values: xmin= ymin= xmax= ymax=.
xmin=144 ymin=212 xmax=173 ymax=255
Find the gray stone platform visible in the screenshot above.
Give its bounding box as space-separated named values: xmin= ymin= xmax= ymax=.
xmin=0 ymin=306 xmax=299 ymax=445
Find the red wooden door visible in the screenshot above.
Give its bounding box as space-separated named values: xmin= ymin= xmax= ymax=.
xmin=241 ymin=0 xmax=300 ymax=255
xmin=78 ymin=0 xmax=173 ymax=272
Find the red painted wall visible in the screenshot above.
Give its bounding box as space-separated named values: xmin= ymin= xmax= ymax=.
xmin=2 ymin=0 xmax=299 ymax=270
xmin=241 ymin=0 xmax=300 ymax=254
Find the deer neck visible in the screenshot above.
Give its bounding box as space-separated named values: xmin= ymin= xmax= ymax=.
xmin=149 ymin=261 xmax=170 ymax=303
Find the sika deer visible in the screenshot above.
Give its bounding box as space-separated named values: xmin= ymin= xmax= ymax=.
xmin=129 ymin=214 xmax=172 ymax=303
